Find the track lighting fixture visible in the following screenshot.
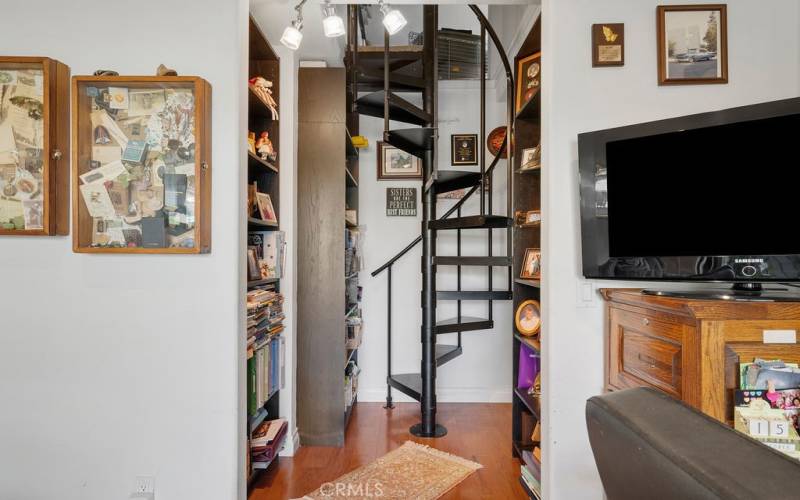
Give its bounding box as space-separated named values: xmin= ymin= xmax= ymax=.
xmin=280 ymin=0 xmax=307 ymax=50
xmin=378 ymin=0 xmax=407 ymax=36
xmin=322 ymin=0 xmax=346 ymax=38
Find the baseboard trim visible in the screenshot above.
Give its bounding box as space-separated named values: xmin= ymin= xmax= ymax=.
xmin=358 ymin=387 xmax=512 ymax=404
xmin=279 ymin=427 xmax=300 ymax=457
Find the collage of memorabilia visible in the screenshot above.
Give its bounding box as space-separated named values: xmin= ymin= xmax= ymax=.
xmin=0 ymin=66 xmax=45 ymax=231
xmin=77 ymin=83 xmax=198 ymax=249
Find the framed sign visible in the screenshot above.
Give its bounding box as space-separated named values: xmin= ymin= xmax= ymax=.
xmin=592 ymin=23 xmax=624 ymax=67
xmin=657 ymin=4 xmax=728 ymax=85
xmin=451 ymin=134 xmax=478 ymax=165
xmin=377 ymin=141 xmax=422 ymax=180
xmin=386 ymin=187 xmax=417 ymax=216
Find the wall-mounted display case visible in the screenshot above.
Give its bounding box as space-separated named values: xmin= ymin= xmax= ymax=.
xmin=72 ymin=76 xmax=211 ymax=253
xmin=0 ymin=56 xmax=70 ymax=235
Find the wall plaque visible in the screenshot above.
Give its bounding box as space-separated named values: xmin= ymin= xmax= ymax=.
xmin=592 ymin=23 xmax=625 ymax=67
xmin=386 ymin=187 xmax=417 ymax=216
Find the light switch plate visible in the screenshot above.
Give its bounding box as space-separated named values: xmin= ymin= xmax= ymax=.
xmin=577 ymin=281 xmax=599 ymax=308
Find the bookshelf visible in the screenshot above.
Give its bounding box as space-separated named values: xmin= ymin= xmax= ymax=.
xmin=246 ymin=15 xmax=286 ymax=489
xmin=297 ymin=67 xmax=361 ymax=446
xmin=512 ymin=15 xmax=543 ymax=500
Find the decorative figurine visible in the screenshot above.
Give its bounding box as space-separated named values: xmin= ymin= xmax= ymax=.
xmin=248 ymin=76 xmax=279 ymax=120
xmin=156 ymin=64 xmax=178 ymax=76
xmin=255 ymin=132 xmax=276 ymax=162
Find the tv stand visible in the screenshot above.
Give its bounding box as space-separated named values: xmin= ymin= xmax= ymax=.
xmin=642 ymin=283 xmax=800 ymax=302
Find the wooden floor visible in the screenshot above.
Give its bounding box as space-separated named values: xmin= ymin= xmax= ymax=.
xmin=250 ymin=402 xmax=528 ymax=499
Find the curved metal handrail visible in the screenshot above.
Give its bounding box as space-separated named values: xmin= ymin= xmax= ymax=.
xmin=370 ymin=4 xmax=515 ymax=277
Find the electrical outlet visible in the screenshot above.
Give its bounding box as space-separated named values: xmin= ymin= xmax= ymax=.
xmin=134 ymin=476 xmax=155 ymax=496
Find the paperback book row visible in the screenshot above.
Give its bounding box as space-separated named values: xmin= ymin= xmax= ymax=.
xmin=734 ymin=358 xmax=800 ymax=460
xmin=247 ymin=287 xmax=285 ymax=417
xmin=250 ymin=418 xmax=288 ymax=470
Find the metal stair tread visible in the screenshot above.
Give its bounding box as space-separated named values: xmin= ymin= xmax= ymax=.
xmin=428 ymin=215 xmax=512 ymax=230
xmin=436 ymin=290 xmax=513 ymax=300
xmin=431 ymin=170 xmax=483 ymax=194
xmin=388 ymin=373 xmax=422 ymax=401
xmin=432 ymin=256 xmax=512 ymax=266
xmin=354 ymin=65 xmax=426 ymax=92
xmin=435 ymin=316 xmax=494 ymax=334
xmin=385 ymin=128 xmax=436 ymax=158
xmin=435 ymin=344 xmax=462 ymax=367
xmin=354 ymin=91 xmax=431 ymax=126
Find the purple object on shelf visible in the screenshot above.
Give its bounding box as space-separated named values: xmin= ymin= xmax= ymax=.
xmin=517 ymin=343 xmax=540 ymax=390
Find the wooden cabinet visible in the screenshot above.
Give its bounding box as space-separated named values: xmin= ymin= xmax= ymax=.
xmin=0 ymin=56 xmax=70 ymax=235
xmin=72 ymin=75 xmax=211 ymax=253
xmin=603 ymin=289 xmax=800 ymax=423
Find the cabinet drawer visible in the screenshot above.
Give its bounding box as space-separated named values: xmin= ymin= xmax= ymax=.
xmin=609 ymin=308 xmax=685 ymax=397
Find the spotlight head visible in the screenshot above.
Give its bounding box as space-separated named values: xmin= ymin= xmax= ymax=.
xmin=379 ymin=2 xmax=407 ymax=36
xmin=280 ymin=22 xmax=303 ymax=50
xmin=322 ymin=6 xmax=346 ymax=38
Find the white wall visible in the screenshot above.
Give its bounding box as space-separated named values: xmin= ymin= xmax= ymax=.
xmin=0 ymin=1 xmax=247 ymax=499
xmin=358 ymin=81 xmax=513 ymax=403
xmin=540 ymin=1 xmax=800 ymax=499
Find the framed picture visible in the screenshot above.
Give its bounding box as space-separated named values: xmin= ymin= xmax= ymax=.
xmin=520 ymin=145 xmax=541 ymax=171
xmin=657 ymin=4 xmax=728 ymax=85
xmin=377 ymin=141 xmax=422 ymax=180
xmin=247 ymin=246 xmax=261 ymax=281
xmin=451 ymin=134 xmax=478 ymax=165
xmin=521 ymin=248 xmax=541 ymax=279
xmin=256 ymin=192 xmax=277 ymax=223
xmin=515 ymin=299 xmax=541 ymax=337
xmin=592 ymin=23 xmax=625 ymax=67
xmin=515 ymin=52 xmax=541 ymax=114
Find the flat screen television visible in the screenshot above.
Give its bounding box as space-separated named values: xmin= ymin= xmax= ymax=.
xmin=578 ymin=97 xmax=800 ymax=299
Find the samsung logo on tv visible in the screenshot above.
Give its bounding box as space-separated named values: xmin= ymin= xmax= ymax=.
xmin=734 ymin=258 xmax=765 ymax=263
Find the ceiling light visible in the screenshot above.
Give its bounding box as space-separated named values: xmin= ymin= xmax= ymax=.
xmin=379 ymin=0 xmax=407 ymax=36
xmin=281 ymin=23 xmax=303 ymax=50
xmin=281 ymin=0 xmax=307 ymax=50
xmin=322 ymin=1 xmax=346 ymax=38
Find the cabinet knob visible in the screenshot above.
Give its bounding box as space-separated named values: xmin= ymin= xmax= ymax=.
xmin=642 ymin=317 xmax=650 ymax=326
xmin=51 ymin=149 xmax=63 ymax=161
xmin=201 ymin=161 xmax=209 ymax=171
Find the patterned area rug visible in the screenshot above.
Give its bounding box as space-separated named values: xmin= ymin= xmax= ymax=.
xmin=295 ymin=441 xmax=482 ymax=499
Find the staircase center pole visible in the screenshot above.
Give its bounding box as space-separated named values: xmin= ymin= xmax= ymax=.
xmin=411 ymin=5 xmax=445 ymax=438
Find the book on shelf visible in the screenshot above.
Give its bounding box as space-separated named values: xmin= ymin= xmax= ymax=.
xmin=521 ymin=449 xmax=541 ymax=481
xmin=246 ymin=287 xmax=285 ymax=417
xmin=251 ymin=419 xmax=289 ymax=468
xmin=520 ymin=464 xmax=542 ymax=499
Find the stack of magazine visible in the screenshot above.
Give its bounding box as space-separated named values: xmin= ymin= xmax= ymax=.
xmin=520 ymin=448 xmax=541 ymax=499
xmin=246 ymin=287 xmax=285 ymax=416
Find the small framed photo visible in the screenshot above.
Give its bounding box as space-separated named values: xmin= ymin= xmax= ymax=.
xmin=592 ymin=23 xmax=625 ymax=67
xmin=521 ymin=248 xmax=541 ymax=280
xmin=657 ymin=4 xmax=728 ymax=85
xmin=515 ymin=52 xmax=541 ymax=115
xmin=247 ymin=246 xmax=261 ymax=281
xmin=520 ymin=145 xmax=541 ymax=171
xmin=515 ymin=299 xmax=541 ymax=337
xmin=377 ymin=141 xmax=422 ymax=180
xmin=451 ymin=134 xmax=478 ymax=165
xmin=256 ymin=192 xmax=277 ymax=223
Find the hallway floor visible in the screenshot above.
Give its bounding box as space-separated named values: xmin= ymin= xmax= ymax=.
xmin=249 ymin=402 xmax=528 ymax=499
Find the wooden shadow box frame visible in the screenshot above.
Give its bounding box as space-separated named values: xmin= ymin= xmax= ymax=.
xmin=71 ymin=75 xmax=212 ymax=253
xmin=0 ymin=56 xmax=70 ymax=236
